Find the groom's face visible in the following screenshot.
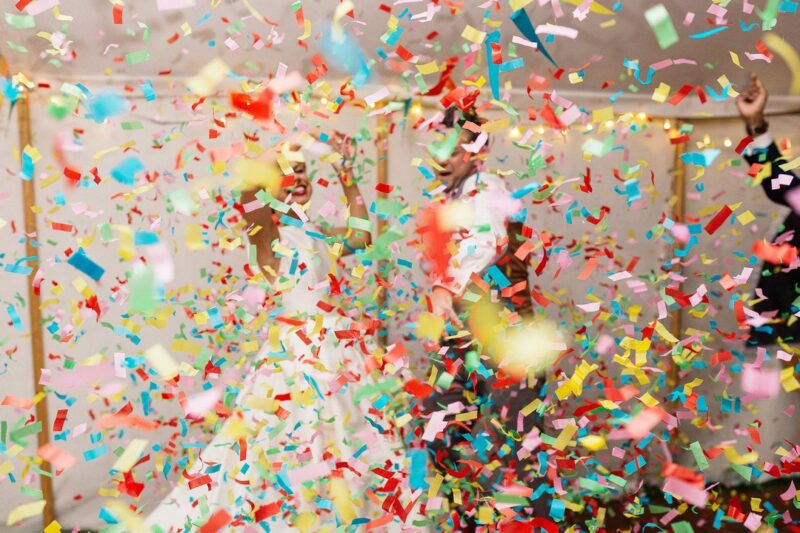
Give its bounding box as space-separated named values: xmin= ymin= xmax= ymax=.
xmin=434 ymin=129 xmax=481 ymax=188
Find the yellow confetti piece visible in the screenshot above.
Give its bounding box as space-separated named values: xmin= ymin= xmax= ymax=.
xmin=416 ymin=61 xmax=439 ymax=75
xmin=781 ymin=156 xmax=800 ymax=172
xmin=461 ymin=25 xmax=487 ymax=44
xmin=112 ymin=438 xmax=148 ymax=473
xmin=639 ymin=392 xmax=660 ymax=407
xmin=579 ymin=435 xmax=607 ymax=451
xmin=730 ymin=50 xmax=743 ymax=69
xmin=104 ymin=500 xmax=145 ymax=532
xmin=418 ymin=312 xmax=445 ymax=341
xmin=737 ymin=210 xmax=755 ymax=225
xmin=763 ymin=32 xmax=800 ymax=95
xmin=187 ymin=58 xmax=229 ymax=97
xmin=509 ymin=0 xmax=533 ymax=10
xmin=330 ymin=477 xmax=357 ymax=523
xmin=553 ymin=423 xmax=578 ymax=451
xmin=652 ymin=82 xmax=670 ymax=103
xmin=782 ymin=366 xmax=800 ymax=392
xmin=44 ymin=520 xmax=62 ymax=533
xmin=144 ymin=344 xmax=179 ymax=380
xmin=722 ymin=445 xmax=758 ymax=465
xmin=6 ymin=500 xmax=46 ymax=526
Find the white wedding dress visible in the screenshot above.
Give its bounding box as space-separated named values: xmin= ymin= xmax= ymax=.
xmin=145 ymin=225 xmax=411 ymax=532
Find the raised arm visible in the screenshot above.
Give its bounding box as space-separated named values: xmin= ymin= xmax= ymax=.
xmin=737 ymin=73 xmax=800 ymax=207
xmin=319 ymin=131 xmax=372 ymax=255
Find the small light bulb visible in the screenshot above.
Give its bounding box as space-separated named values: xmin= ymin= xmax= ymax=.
xmin=637 ymin=112 xmax=647 ymax=120
xmin=586 ymin=124 xmax=593 ymax=131
xmin=663 ymin=119 xmax=671 ymax=130
xmin=509 ymin=126 xmax=522 ymax=139
xmin=537 ymin=126 xmax=545 ymax=135
xmin=320 ymin=97 xmax=328 ymax=105
xmin=703 ymin=134 xmax=711 ymax=145
xmin=724 ymin=137 xmax=732 ymax=148
xmin=605 ymin=120 xmax=614 ymax=128
xmin=410 ymin=104 xmax=422 ymax=115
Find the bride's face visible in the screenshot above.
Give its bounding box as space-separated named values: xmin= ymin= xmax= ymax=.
xmin=274 ymin=162 xmax=312 ymax=204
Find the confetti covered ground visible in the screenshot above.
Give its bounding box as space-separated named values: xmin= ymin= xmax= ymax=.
xmin=1 ymin=1 xmax=800 ymax=532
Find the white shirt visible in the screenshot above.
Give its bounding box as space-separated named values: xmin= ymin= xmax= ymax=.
xmin=431 ymin=172 xmax=519 ymax=295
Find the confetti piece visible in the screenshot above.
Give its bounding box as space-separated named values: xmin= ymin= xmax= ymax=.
xmin=644 ymin=4 xmax=680 ymax=49
xmin=6 ymin=500 xmax=46 ymax=526
xmin=187 ymin=58 xmax=229 ymax=96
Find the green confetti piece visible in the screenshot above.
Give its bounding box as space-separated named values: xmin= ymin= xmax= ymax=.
xmin=121 ymin=121 xmax=143 ymax=130
xmin=129 ymin=266 xmax=156 ymax=313
xmin=6 ymin=40 xmax=28 ymax=53
xmin=354 ymin=377 xmax=400 ymax=403
xmin=5 ymin=13 xmax=35 ymax=29
xmin=730 ymin=463 xmax=753 ymax=482
xmin=607 ymin=474 xmax=627 ymax=488
xmin=581 ymin=135 xmax=615 ymax=158
xmin=671 ymin=521 xmax=694 ymax=533
xmin=435 ymin=372 xmax=454 ymax=389
xmin=578 ymin=477 xmax=608 ymax=494
xmin=347 ymin=216 xmax=373 ymax=232
xmin=99 ymin=223 xmax=115 ymax=243
xmin=688 ymin=441 xmax=709 ymax=470
xmin=428 ymin=126 xmax=461 ymax=162
xmin=493 ymin=493 xmax=529 ymax=505
xmin=644 ymin=4 xmax=679 ymax=50
xmin=10 ymin=421 xmax=42 ymax=446
xmin=125 ymin=50 xmax=151 ymax=65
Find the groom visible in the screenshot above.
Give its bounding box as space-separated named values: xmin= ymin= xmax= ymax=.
xmin=418 ymin=106 xmax=550 ymax=530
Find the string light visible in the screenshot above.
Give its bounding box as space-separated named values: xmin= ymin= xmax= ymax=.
xmin=703 ymin=134 xmax=711 ymax=146
xmin=509 ymin=126 xmax=522 ymax=139
xmin=410 ymin=103 xmax=422 ymax=115
xmin=663 ymin=119 xmax=671 ymax=130
xmin=605 ymin=120 xmax=614 ymax=129
xmin=537 ymin=126 xmax=545 ymax=135
xmin=723 ymin=137 xmax=732 ymax=148
xmin=585 ymin=124 xmax=593 ymax=131
xmin=321 ymin=97 xmax=328 ymax=105
xmin=637 ymin=112 xmax=647 ymax=120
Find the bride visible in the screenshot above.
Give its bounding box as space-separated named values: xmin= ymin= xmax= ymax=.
xmin=145 ymin=133 xmax=413 ymax=532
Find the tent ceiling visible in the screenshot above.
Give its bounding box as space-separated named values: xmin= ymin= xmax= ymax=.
xmin=2 ymin=0 xmax=799 ymax=103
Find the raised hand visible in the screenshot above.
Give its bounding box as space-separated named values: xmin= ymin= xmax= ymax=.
xmin=736 ymin=73 xmax=768 ymax=129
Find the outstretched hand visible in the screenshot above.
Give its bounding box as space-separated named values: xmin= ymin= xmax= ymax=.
xmin=736 ymin=73 xmax=768 ymax=128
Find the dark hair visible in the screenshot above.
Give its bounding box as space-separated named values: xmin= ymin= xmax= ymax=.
xmin=442 ymin=106 xmax=485 ymax=142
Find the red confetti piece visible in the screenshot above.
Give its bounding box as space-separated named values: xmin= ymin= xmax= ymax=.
xmin=704 ymin=205 xmax=732 ymax=235
xmin=199 ymin=509 xmax=232 ymax=533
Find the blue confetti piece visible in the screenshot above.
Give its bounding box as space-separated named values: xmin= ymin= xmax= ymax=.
xmin=320 ymin=24 xmax=371 ymax=88
xmin=6 ymin=305 xmax=22 ymax=331
xmin=510 ymin=8 xmax=557 ymax=67
xmin=139 ymin=80 xmax=156 ymax=101
xmin=20 ymin=152 xmax=34 ymax=181
xmin=67 ymin=248 xmax=105 ymax=281
xmin=409 ymin=449 xmax=429 ymax=490
xmin=111 ymin=156 xmax=145 ymax=185
xmin=690 ymin=25 xmax=728 ymax=39
xmin=134 ymin=231 xmax=159 ymax=246
xmin=484 ymin=30 xmax=502 ymax=100
xmin=85 ymin=91 xmax=130 ymax=123
xmin=549 ymin=499 xmax=566 ymax=521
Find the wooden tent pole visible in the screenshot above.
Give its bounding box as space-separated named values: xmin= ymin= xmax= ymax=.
xmin=17 ymin=91 xmax=57 ymax=526
xmin=668 ymin=120 xmax=686 ymax=393
xmin=375 ymin=111 xmax=389 ymax=347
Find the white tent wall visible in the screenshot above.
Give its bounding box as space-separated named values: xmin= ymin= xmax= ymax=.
xmin=0 ymin=101 xmax=45 ymax=532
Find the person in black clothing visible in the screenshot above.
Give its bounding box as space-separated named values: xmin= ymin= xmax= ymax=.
xmin=736 ymin=74 xmax=800 ymax=352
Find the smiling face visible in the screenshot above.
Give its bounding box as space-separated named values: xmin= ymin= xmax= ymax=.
xmin=434 ymin=129 xmax=483 ymax=190
xmin=275 ymin=161 xmax=312 ymax=205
